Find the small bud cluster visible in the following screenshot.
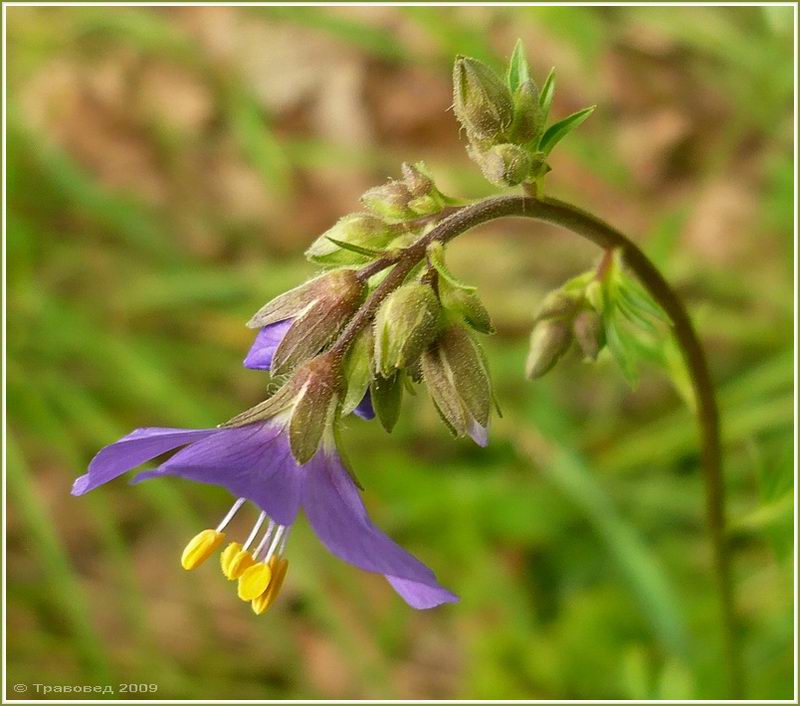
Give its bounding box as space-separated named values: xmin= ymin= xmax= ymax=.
xmin=369 ymin=244 xmax=496 ymax=443
xmin=525 ymin=250 xmax=672 ymax=384
xmin=453 ymin=41 xmax=595 ymax=190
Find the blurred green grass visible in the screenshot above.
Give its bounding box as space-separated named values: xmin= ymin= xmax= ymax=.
xmin=6 ymin=5 xmax=794 ymax=700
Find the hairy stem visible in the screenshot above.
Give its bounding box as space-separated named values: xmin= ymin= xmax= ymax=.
xmin=329 ymin=193 xmax=741 ymax=696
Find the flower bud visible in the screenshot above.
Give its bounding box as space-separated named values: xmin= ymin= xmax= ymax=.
xmin=535 ymin=289 xmax=580 ymax=322
xmin=478 ymin=143 xmax=532 ymax=187
xmin=573 ymin=308 xmax=604 ymax=360
xmin=421 ymin=325 xmax=492 ymax=446
xmin=374 ymin=281 xmax=441 ymax=377
xmin=361 ymin=180 xmax=415 ymax=223
xmin=510 ymin=79 xmax=543 ymax=146
xmin=453 ymin=56 xmax=513 ymax=143
xmin=400 ymin=161 xmax=446 ymax=217
xmin=305 ymin=213 xmax=394 ymax=265
xmin=441 ymin=285 xmax=495 ymax=334
xmin=247 ymin=270 xmax=366 ymax=374
xmin=525 ymin=319 xmax=573 ymax=379
xmin=341 ymin=327 xmax=373 ymax=416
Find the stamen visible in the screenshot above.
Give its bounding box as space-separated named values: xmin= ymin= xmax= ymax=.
xmin=263 ymin=525 xmax=286 ymax=563
xmin=252 ymin=556 xmax=289 ymax=615
xmin=244 ymin=514 xmax=270 ymax=552
xmin=252 ymin=520 xmax=278 ymax=560
xmin=181 ymin=529 xmax=225 ymax=570
xmin=215 ymin=498 xmax=246 ymax=533
xmin=237 ymin=561 xmax=273 ymax=601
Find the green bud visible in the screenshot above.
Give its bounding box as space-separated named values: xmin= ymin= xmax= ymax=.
xmin=248 ymin=269 xmax=366 ymax=375
xmin=373 ymin=281 xmax=441 ymax=377
xmin=305 ymin=213 xmax=394 ymax=265
xmin=478 ymin=143 xmax=532 ymax=187
xmin=341 ymin=327 xmax=373 ymax=416
xmin=453 ymin=56 xmax=513 ymax=143
xmin=573 ymin=308 xmax=605 ymax=360
xmin=525 ymin=319 xmax=573 ymax=379
xmin=361 ymin=180 xmax=415 ymax=222
xmin=441 ymin=284 xmax=495 ymax=334
xmin=510 ymin=79 xmax=543 ymax=146
xmin=421 ymin=325 xmax=492 ymax=443
xmin=401 ymin=161 xmax=434 ymax=198
xmin=535 ymin=289 xmax=580 ymax=322
xmin=371 ymin=370 xmax=404 ymax=433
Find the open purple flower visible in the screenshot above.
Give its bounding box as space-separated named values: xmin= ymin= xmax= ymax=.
xmin=72 ymin=420 xmax=458 ymax=612
xmin=245 ymin=319 xmax=375 ymax=420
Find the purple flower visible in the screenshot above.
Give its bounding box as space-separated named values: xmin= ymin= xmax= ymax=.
xmin=244 ymin=319 xmax=375 ymax=420
xmin=72 ymin=421 xmax=457 ymax=612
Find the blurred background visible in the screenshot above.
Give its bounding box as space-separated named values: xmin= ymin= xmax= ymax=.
xmin=6 ymin=4 xmax=795 ymax=700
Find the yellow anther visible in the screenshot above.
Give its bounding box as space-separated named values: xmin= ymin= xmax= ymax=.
xmin=252 ymin=557 xmax=289 ymax=615
xmin=228 ymin=549 xmax=257 ymax=580
xmin=220 ymin=542 xmax=242 ymax=579
xmin=181 ymin=529 xmax=225 ymax=571
xmin=237 ymin=561 xmax=272 ymax=601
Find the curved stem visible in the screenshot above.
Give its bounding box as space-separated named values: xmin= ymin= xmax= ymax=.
xmin=330 ymin=194 xmax=741 ymax=696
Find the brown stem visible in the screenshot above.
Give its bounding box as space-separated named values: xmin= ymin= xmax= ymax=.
xmin=329 ymin=194 xmax=741 ymax=697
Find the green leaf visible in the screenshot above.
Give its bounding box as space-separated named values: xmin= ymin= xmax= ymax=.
xmin=538 ymin=67 xmax=556 ymax=120
xmin=371 ymin=371 xmax=404 ymax=432
xmin=538 ymin=105 xmax=595 ymax=155
xmin=506 ymin=39 xmax=530 ymax=94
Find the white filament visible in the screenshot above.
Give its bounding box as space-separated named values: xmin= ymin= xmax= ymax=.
xmin=215 ymin=497 xmax=246 ymax=532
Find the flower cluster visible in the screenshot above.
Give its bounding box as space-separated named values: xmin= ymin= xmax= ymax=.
xmin=72 ymin=41 xmax=609 ymax=617
xmin=453 ymin=40 xmax=595 ymax=190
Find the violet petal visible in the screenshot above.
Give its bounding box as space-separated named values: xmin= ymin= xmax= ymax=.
xmin=72 ymin=427 xmax=216 ymax=496
xmin=243 ymin=319 xmax=294 ymax=371
xmin=133 ymin=422 xmax=304 ymax=526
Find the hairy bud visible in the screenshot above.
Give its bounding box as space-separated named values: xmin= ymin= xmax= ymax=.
xmin=453 ymin=56 xmax=513 ymax=143
xmin=401 ymin=162 xmax=446 ymax=216
xmin=573 ymin=308 xmax=604 ymax=360
xmin=525 ymin=319 xmax=573 ymax=379
xmin=510 ymin=79 xmax=543 ymax=146
xmin=305 ymin=213 xmax=394 ymax=265
xmin=421 ymin=325 xmax=492 ymax=446
xmin=361 ymin=181 xmax=415 ymax=223
xmin=374 ymin=281 xmax=441 ymax=376
xmin=478 ymin=143 xmax=532 ymax=187
xmin=247 ymin=270 xmax=366 ymax=374
xmin=441 ymin=285 xmax=495 ymax=334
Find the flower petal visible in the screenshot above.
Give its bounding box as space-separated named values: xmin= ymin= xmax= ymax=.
xmin=467 ymin=418 xmax=489 ymax=447
xmin=243 ymin=319 xmax=293 ymax=370
xmin=132 ymin=422 xmax=303 ymax=526
xmin=302 ymin=450 xmax=457 ymax=606
xmin=72 ymin=427 xmax=216 ymax=496
xmin=353 ymin=391 xmax=375 ymax=420
xmin=386 ymin=576 xmax=459 ymax=609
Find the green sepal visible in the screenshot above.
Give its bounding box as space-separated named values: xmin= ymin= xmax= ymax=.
xmin=506 ymin=39 xmax=531 ymax=94
xmin=341 ymin=327 xmax=373 ymax=416
xmin=371 ymin=371 xmax=404 ymax=433
xmin=538 ymin=67 xmax=556 ymax=121
xmin=325 ymin=236 xmax=384 ymax=258
xmin=427 ymin=241 xmax=477 ymax=292
xmin=539 ymin=105 xmax=596 ymax=156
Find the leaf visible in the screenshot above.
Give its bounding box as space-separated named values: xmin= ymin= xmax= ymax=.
xmin=506 ymin=39 xmax=530 ymax=93
xmin=538 ymin=105 xmax=595 ymax=155
xmin=538 ymin=67 xmax=556 ymax=120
